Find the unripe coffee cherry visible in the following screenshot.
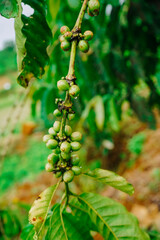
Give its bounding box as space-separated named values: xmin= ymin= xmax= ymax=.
xmin=71 ymin=154 xmax=80 ymax=166
xmin=84 ymin=30 xmax=93 ymax=41
xmin=87 ymin=7 xmax=94 ymax=16
xmin=55 ymin=171 xmax=62 ymax=178
xmin=45 ymin=163 xmax=54 ymax=172
xmin=63 ymin=170 xmax=74 ymax=183
xmin=53 ymin=121 xmax=61 ymax=132
xmin=60 ymin=141 xmax=71 ymax=153
xmin=43 ymin=134 xmax=53 ymax=143
xmin=61 ymin=40 xmax=71 ymax=51
xmin=88 ymin=0 xmax=100 ymax=16
xmin=71 ymin=142 xmax=81 ymax=151
xmin=52 ymin=147 xmax=61 ymax=154
xmin=57 ymin=80 xmax=70 ymax=91
xmin=67 ymin=113 xmax=75 ymax=121
xmin=61 ymin=152 xmax=70 ymax=161
xmin=65 ymin=125 xmax=72 ymax=136
xmin=48 ymin=127 xmax=57 ymax=136
xmin=78 ymin=40 xmax=89 ymax=53
xmin=64 ymin=31 xmax=72 ymax=41
xmin=53 ymin=109 xmax=62 ymax=117
xmin=60 ymin=25 xmax=70 ymax=34
xmin=59 ymin=35 xmax=65 ymax=42
xmin=71 ymin=132 xmax=82 ymax=142
xmin=47 ymin=153 xmax=59 ymax=164
xmin=72 ymin=166 xmax=81 ymax=175
xmin=69 ymin=85 xmax=80 ymax=98
xmin=46 ymin=139 xmax=58 ymax=149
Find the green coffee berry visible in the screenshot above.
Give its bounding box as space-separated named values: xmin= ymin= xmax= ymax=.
xmin=60 ymin=25 xmax=70 ymax=34
xmin=87 ymin=7 xmax=94 ymax=16
xmin=59 ymin=35 xmax=65 ymax=42
xmin=57 ymin=80 xmax=70 ymax=91
xmin=53 ymin=121 xmax=61 ymax=132
xmin=63 ymin=170 xmax=74 ymax=183
xmin=43 ymin=134 xmax=53 ymax=143
xmin=69 ymin=85 xmax=80 ymax=98
xmin=64 ymin=31 xmax=72 ymax=41
xmin=67 ymin=113 xmax=75 ymax=121
xmin=46 ymin=139 xmax=58 ymax=149
xmin=71 ymin=154 xmax=80 ymax=166
xmin=55 ymin=171 xmax=62 ymax=178
xmin=84 ymin=30 xmax=94 ymax=41
xmin=71 ymin=142 xmax=81 ymax=151
xmin=47 ymin=153 xmax=59 ymax=164
xmin=71 ymin=132 xmax=82 ymax=142
xmin=61 ymin=40 xmax=71 ymax=51
xmin=53 ymin=109 xmax=62 ymax=117
xmin=60 ymin=141 xmax=71 ymax=153
xmin=65 ymin=125 xmax=72 ymax=136
xmin=78 ymin=40 xmax=89 ymax=53
xmin=52 ymin=147 xmax=61 ymax=154
xmin=72 ymin=166 xmax=81 ymax=175
xmin=88 ymin=0 xmax=100 ymax=16
xmin=48 ymin=127 xmax=57 ymax=136
xmin=45 ymin=163 xmax=54 ymax=172
xmin=61 ymin=152 xmax=71 ymax=161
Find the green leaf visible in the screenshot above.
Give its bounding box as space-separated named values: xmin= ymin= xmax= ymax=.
xmin=94 ymin=96 xmax=105 ymax=131
xmin=47 ymin=0 xmax=61 ymax=27
xmin=0 ymin=0 xmax=19 ymax=18
xmin=21 ymin=224 xmax=35 ymax=240
xmin=46 ymin=204 xmax=93 ymax=240
xmin=29 ymin=182 xmax=60 ymax=239
xmin=14 ymin=0 xmax=52 ymax=88
xmin=72 ymin=193 xmax=150 ymax=240
xmin=107 ymin=96 xmax=120 ymax=132
xmin=80 ymin=96 xmax=105 ymax=131
xmin=84 ymin=168 xmax=134 ymax=195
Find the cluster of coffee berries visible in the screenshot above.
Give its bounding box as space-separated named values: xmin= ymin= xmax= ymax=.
xmin=57 ymin=78 xmax=80 ymax=99
xmin=87 ymin=0 xmax=100 ymax=16
xmin=59 ymin=26 xmax=94 ymax=53
xmin=78 ymin=30 xmax=93 ymax=53
xmin=59 ymin=26 xmax=72 ymax=51
xmin=43 ymin=114 xmax=82 ymax=182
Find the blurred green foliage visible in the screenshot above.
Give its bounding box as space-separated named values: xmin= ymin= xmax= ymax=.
xmin=128 ymin=132 xmax=146 ymax=155
xmin=29 ymin=0 xmax=160 ymax=146
xmin=0 ymin=42 xmax=17 ymax=75
xmin=0 ymin=139 xmax=50 ymax=195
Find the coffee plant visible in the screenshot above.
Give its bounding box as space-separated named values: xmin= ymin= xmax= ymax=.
xmin=0 ymin=0 xmax=152 ymax=239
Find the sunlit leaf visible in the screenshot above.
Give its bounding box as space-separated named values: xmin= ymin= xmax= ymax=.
xmin=84 ymin=168 xmax=134 ymax=195
xmin=29 ymin=182 xmax=60 ymax=239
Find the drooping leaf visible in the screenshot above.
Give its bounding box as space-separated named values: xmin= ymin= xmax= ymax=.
xmin=71 ymin=193 xmax=150 ymax=240
xmin=29 ymin=182 xmax=60 ymax=239
xmin=79 ymin=96 xmax=105 ymax=131
xmin=107 ymin=96 xmax=120 ymax=132
xmin=14 ymin=0 xmax=52 ymax=88
xmin=94 ymin=96 xmax=105 ymax=131
xmin=46 ymin=204 xmax=93 ymax=240
xmin=47 ymin=0 xmax=61 ymax=27
xmin=0 ymin=0 xmax=19 ymax=18
xmin=84 ymin=168 xmax=134 ymax=195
